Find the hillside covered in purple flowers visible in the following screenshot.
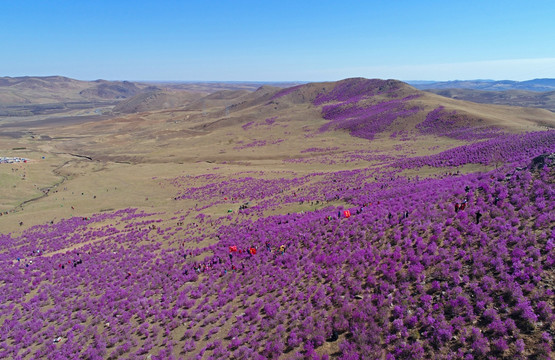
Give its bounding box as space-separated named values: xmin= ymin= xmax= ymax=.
xmin=0 ymin=78 xmax=554 ymax=359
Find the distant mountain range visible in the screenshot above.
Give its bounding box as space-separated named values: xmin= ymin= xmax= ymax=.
xmin=0 ymin=76 xmax=161 ymax=104
xmin=407 ymin=78 xmax=555 ymax=92
xmin=0 ymin=76 xmax=300 ymax=117
xmin=421 ymin=88 xmax=555 ymax=112
xmin=2 ymin=76 xmax=555 ymax=118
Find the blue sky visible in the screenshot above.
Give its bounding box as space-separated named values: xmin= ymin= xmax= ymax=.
xmin=1 ymin=0 xmax=553 ymax=81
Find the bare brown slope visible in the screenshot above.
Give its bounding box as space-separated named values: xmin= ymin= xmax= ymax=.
xmin=416 ymin=91 xmax=555 ymax=131
xmin=0 ymin=76 xmax=86 ymax=90
xmin=79 ymin=80 xmax=160 ymax=99
xmin=184 ymin=89 xmax=255 ymax=112
xmin=0 ymin=76 xmax=92 ymax=104
xmin=0 ymin=76 xmax=159 ymax=105
xmin=112 ymin=90 xmax=206 ymax=114
xmin=151 ymin=81 xmax=303 ymax=93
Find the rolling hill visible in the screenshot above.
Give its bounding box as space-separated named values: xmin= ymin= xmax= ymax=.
xmin=0 ymin=77 xmax=306 ymax=127
xmin=43 ymin=77 xmax=553 ymax=164
xmin=0 ymin=76 xmax=159 ymax=105
xmin=112 ymin=90 xmax=207 ymax=114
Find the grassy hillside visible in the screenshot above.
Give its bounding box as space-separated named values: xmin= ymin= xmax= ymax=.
xmin=0 ymin=76 xmax=159 ymax=105
xmin=0 ymin=78 xmax=554 ymax=359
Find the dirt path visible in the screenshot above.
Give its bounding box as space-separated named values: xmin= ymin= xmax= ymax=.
xmin=10 ymin=160 xmax=71 ymax=213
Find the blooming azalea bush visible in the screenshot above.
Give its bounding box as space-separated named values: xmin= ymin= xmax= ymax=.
xmin=318 ymin=95 xmax=421 ymax=140
xmin=416 ymin=106 xmax=503 ymax=141
xmin=395 ymin=130 xmax=555 ymax=169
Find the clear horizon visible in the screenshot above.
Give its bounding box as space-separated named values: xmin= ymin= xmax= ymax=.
xmin=1 ymin=1 xmax=554 ymax=82
xmin=2 ymin=76 xmax=553 ymax=84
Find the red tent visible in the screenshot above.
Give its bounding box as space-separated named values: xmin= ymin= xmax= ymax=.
xmin=229 ymin=246 xmax=237 ymax=252
xmin=343 ymin=210 xmax=351 ymax=218
xmin=250 ymin=247 xmax=257 ymax=255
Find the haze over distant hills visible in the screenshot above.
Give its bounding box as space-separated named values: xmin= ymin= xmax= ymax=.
xmin=422 ymin=88 xmax=555 ymax=112
xmin=408 ymin=78 xmax=555 ymax=92
xmin=0 ymin=76 xmax=301 ymax=117
xmin=405 ymin=79 xmax=555 ymax=112
xmin=0 ymin=76 xmax=160 ymax=104
xmin=2 ymin=75 xmax=555 ymax=130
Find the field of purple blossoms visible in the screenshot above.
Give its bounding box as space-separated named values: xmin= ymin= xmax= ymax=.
xmin=1 ymin=150 xmax=554 ymax=359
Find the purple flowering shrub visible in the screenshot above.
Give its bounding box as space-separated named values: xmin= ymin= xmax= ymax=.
xmin=242 ymin=117 xmax=279 ymax=131
xmin=313 ymin=78 xmax=404 ymax=105
xmin=417 ymin=106 xmax=503 ymax=140
xmin=270 ymin=85 xmax=305 ymax=100
xmin=233 ymin=140 xmax=267 ymax=149
xmin=318 ymin=95 xmax=421 ymax=140
xmin=395 ymin=130 xmax=555 ymax=168
xmin=301 ymin=147 xmax=340 ymax=153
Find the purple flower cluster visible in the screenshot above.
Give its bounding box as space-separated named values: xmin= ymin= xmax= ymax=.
xmin=242 ymin=117 xmax=279 ymax=131
xmin=172 ymin=174 xmax=306 ymax=206
xmin=265 ymin=116 xmax=277 ymax=125
xmin=417 ymin=106 xmax=503 ymax=141
xmin=241 ymin=121 xmax=255 ymax=130
xmin=313 ymin=78 xmax=404 ymax=105
xmin=318 ymin=96 xmax=421 ymax=140
xmin=300 ymin=147 xmax=340 ymax=153
xmin=233 ymin=140 xmax=267 ymax=150
xmin=395 ymin=130 xmax=555 ymax=169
